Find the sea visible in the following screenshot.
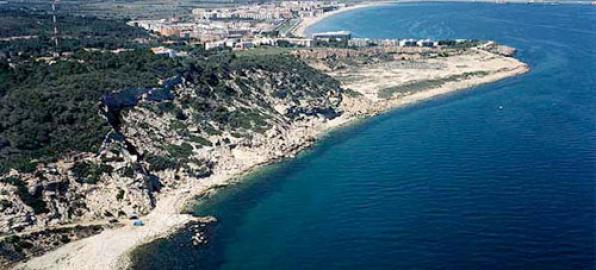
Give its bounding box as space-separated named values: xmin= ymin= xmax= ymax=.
xmin=131 ymin=3 xmax=596 ymax=269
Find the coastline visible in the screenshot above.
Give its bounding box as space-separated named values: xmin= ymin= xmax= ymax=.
xmin=14 ymin=59 xmax=529 ymax=270
xmin=291 ymin=1 xmax=395 ymax=37
xmin=290 ymin=0 xmax=594 ymax=38
xmin=14 ymin=112 xmax=358 ymax=270
xmin=13 ymin=6 xmax=531 ymax=270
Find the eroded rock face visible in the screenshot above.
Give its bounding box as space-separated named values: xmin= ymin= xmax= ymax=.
xmin=0 ymin=224 xmax=107 ymax=267
xmin=0 ymin=151 xmax=154 ymax=234
xmin=0 ymin=59 xmax=344 ymax=235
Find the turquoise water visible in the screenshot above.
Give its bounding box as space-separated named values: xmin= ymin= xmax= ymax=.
xmin=132 ymin=3 xmax=596 ymax=269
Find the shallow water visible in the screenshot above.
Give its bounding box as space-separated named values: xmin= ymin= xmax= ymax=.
xmin=131 ymin=3 xmax=596 ymax=269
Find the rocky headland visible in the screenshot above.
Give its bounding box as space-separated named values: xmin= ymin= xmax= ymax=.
xmin=1 ymin=42 xmax=528 ymax=270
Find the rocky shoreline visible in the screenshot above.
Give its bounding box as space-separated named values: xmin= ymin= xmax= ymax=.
xmin=4 ymin=43 xmax=528 ymax=270
xmin=13 ymin=114 xmax=358 ymax=270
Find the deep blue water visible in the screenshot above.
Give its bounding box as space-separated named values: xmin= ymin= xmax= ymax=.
xmin=132 ymin=3 xmax=596 ymax=269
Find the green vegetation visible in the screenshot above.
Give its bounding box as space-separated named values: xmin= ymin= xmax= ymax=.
xmin=158 ymin=102 xmax=177 ymax=115
xmin=0 ymin=8 xmax=152 ymax=58
xmin=145 ymin=142 xmax=203 ymax=173
xmin=145 ymin=155 xmax=178 ymax=172
xmin=0 ymin=177 xmax=48 ymax=214
xmin=0 ymin=49 xmax=180 ymax=174
xmin=71 ymin=161 xmax=113 ymax=184
xmin=169 ymin=119 xmax=187 ymax=132
xmin=226 ymin=108 xmax=270 ymax=131
xmin=188 ymin=135 xmax=213 ymax=147
xmin=203 ymin=124 xmax=222 ymax=136
xmin=165 ymin=143 xmax=194 ymax=159
xmin=122 ymin=166 xmax=135 ymax=178
xmin=0 ymin=223 xmax=104 ymax=264
xmin=0 ymin=15 xmax=342 ymax=174
xmin=234 ymin=47 xmax=292 ymax=57
xmin=0 ymin=199 xmax=13 ymax=211
xmin=116 ymin=189 xmax=125 ymax=201
xmin=175 ymin=52 xmax=341 ymax=133
xmin=2 ymin=235 xmax=34 ymax=253
xmin=229 ymin=53 xmax=341 ymax=101
xmin=343 ymin=88 xmax=363 ymax=97
xmin=378 ymin=71 xmax=491 ymax=99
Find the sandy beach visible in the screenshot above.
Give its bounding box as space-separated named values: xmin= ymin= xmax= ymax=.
xmin=14 ymin=50 xmax=528 ymax=269
xmin=11 ymin=7 xmax=530 ymax=270
xmin=13 ymin=115 xmax=355 ymax=270
xmin=291 ymin=1 xmax=395 ymax=37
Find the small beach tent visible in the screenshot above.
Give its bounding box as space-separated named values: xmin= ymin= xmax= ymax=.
xmin=132 ymin=220 xmax=145 ymax=226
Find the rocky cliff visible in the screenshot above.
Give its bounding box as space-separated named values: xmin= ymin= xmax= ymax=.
xmin=0 ymin=52 xmax=344 ymax=265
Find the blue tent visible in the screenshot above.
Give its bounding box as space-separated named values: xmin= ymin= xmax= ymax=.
xmin=132 ymin=220 xmax=144 ymax=226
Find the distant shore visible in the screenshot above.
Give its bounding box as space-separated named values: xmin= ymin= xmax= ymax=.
xmin=291 ymin=0 xmax=594 ymax=38
xmin=291 ymin=1 xmax=395 ymax=37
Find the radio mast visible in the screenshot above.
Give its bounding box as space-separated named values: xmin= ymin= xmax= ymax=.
xmin=51 ymin=0 xmax=59 ymax=57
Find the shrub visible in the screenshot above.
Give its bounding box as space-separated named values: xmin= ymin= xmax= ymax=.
xmin=0 ymin=176 xmax=48 ymax=214
xmin=188 ymin=135 xmax=212 ymax=147
xmin=122 ymin=166 xmax=135 ymax=178
xmin=145 ymin=155 xmax=178 ymax=171
xmin=116 ymin=189 xmax=125 ymax=201
xmin=71 ymin=162 xmax=113 ymax=184
xmin=165 ymin=143 xmax=194 ymax=158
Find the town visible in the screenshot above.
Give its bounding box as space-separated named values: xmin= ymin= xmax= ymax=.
xmin=129 ymin=1 xmax=340 ymax=50
xmin=129 ymin=1 xmax=481 ymax=55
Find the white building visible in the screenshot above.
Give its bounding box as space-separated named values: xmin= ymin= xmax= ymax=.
xmin=399 ymin=39 xmax=418 ymax=47
xmin=417 ymin=39 xmax=435 ymax=47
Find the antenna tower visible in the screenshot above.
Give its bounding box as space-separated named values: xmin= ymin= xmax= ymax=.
xmin=51 ymin=0 xmax=59 ymax=57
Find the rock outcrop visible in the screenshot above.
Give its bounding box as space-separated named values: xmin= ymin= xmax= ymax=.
xmin=0 ymin=53 xmax=345 ymax=266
